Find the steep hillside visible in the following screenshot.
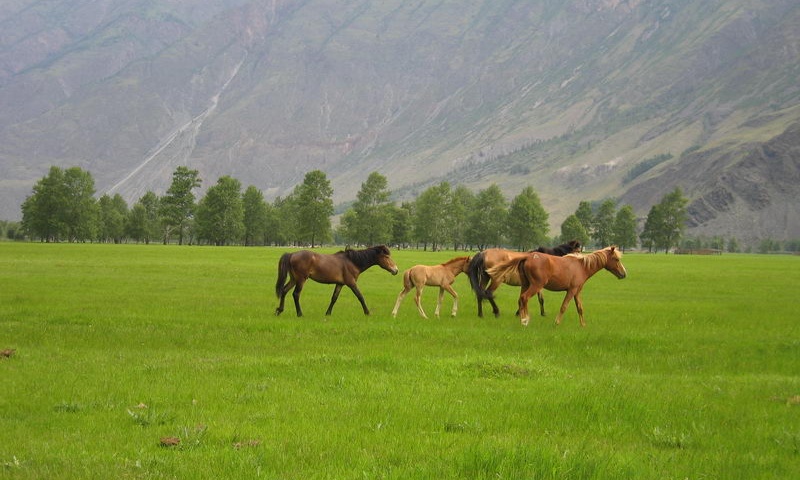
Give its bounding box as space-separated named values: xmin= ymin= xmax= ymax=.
xmin=1 ymin=0 xmax=798 ymax=244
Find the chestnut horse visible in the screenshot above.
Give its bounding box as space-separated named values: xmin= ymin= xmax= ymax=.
xmin=275 ymin=245 xmax=398 ymax=317
xmin=487 ymin=246 xmax=627 ymax=326
xmin=467 ymin=240 xmax=582 ymax=317
xmin=391 ymin=256 xmax=471 ymax=319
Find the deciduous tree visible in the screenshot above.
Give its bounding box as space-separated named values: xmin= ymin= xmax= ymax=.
xmin=293 ymin=170 xmax=334 ymax=247
xmin=196 ymin=176 xmax=244 ymax=246
xmin=507 ymin=186 xmax=549 ymax=250
xmin=159 ymin=166 xmax=201 ymax=245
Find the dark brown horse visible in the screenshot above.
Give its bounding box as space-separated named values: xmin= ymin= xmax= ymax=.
xmin=487 ymin=246 xmax=627 ymax=326
xmin=275 ymin=245 xmax=398 ymax=317
xmin=467 ymin=240 xmax=581 ymax=317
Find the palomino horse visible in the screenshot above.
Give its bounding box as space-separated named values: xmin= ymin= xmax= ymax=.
xmin=487 ymin=246 xmax=627 ymax=326
xmin=467 ymin=240 xmax=582 ymax=317
xmin=391 ymin=256 xmax=471 ymax=319
xmin=275 ymin=245 xmax=398 ymax=317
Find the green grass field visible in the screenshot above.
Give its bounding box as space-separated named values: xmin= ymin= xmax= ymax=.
xmin=1 ymin=243 xmax=798 ymax=479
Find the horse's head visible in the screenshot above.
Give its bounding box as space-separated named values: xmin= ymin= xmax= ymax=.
xmin=604 ymin=246 xmax=627 ymax=279
xmin=568 ymin=239 xmax=582 ymax=253
xmin=375 ymin=245 xmax=399 ymax=275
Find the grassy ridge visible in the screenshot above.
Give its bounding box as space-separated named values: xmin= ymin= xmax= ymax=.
xmin=1 ymin=243 xmax=798 ymax=479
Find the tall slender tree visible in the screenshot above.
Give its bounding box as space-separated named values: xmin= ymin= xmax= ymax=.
xmin=242 ymin=185 xmax=268 ymax=246
xmin=507 ymin=186 xmax=549 ymax=251
xmin=159 ymin=166 xmax=201 ymax=245
xmin=592 ymin=199 xmax=617 ymax=247
xmin=293 ymin=170 xmax=334 ymax=247
xmin=612 ymin=204 xmax=638 ymax=251
xmin=342 ymin=172 xmax=393 ymax=245
xmin=413 ymin=182 xmax=452 ymax=251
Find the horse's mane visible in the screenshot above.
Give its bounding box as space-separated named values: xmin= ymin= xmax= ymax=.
xmin=339 ymin=245 xmax=390 ymax=269
xmin=442 ymin=256 xmax=470 ymax=266
xmin=569 ymin=246 xmax=620 ymax=270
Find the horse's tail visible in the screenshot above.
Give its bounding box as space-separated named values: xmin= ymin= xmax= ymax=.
xmin=468 ymin=252 xmax=491 ymax=300
xmin=516 ymin=256 xmax=531 ymax=291
xmin=275 ymin=253 xmax=292 ymax=297
xmin=402 ymin=269 xmax=414 ymax=291
xmin=486 ymin=258 xmax=523 ymax=293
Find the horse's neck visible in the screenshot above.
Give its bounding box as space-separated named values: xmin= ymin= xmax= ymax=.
xmin=581 ymin=251 xmax=608 ymax=276
xmin=446 ymin=261 xmax=465 ymax=275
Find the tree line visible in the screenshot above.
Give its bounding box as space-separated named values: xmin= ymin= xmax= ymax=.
xmin=19 ymin=165 xmax=694 ymax=252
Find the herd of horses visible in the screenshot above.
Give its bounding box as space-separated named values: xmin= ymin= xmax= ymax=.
xmin=275 ymin=241 xmax=627 ymax=326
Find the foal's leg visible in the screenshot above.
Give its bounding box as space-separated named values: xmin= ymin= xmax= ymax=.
xmin=325 ymin=284 xmax=344 ymax=316
xmin=434 ymin=287 xmax=445 ymax=318
xmin=391 ymin=285 xmax=412 ymax=318
xmin=441 ymin=283 xmax=459 ymax=317
xmin=414 ymin=285 xmax=428 ymax=319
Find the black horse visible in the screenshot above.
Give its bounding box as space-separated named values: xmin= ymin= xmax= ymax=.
xmin=534 ymin=239 xmax=582 ymax=256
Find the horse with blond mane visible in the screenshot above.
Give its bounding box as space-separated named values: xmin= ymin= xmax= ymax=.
xmin=467 ymin=240 xmax=582 ymax=317
xmin=392 ymin=256 xmax=471 ymax=319
xmin=486 ymin=246 xmax=627 ymax=326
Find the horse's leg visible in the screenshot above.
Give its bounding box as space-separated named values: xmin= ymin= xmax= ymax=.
xmin=485 ymin=280 xmax=501 ymax=318
xmin=325 ymin=284 xmax=344 ymax=316
xmin=554 ymin=290 xmax=576 ymax=326
xmin=391 ymin=285 xmax=411 ymax=318
xmin=414 ymin=285 xmax=428 ymax=319
xmin=275 ymin=279 xmax=296 ymax=315
xmin=518 ymin=284 xmax=539 ymax=326
xmin=292 ymin=279 xmax=306 ymax=317
xmin=574 ymin=291 xmax=586 ymax=327
xmin=442 ymin=283 xmax=459 ymax=317
xmin=434 ymin=287 xmax=445 ymax=318
xmin=346 ymin=283 xmax=370 ymax=315
xmin=538 ymin=292 xmax=546 ymax=316
xmin=476 ymin=277 xmax=486 ymax=317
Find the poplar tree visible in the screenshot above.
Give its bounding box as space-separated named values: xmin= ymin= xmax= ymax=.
xmin=293 ymin=170 xmax=333 ymax=247
xmin=159 ymin=166 xmax=201 ymax=245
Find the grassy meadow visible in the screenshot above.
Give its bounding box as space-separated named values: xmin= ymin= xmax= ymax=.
xmin=1 ymin=243 xmax=798 ymax=479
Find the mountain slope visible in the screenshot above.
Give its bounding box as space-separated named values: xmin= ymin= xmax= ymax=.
xmin=1 ymin=0 xmax=798 ymax=245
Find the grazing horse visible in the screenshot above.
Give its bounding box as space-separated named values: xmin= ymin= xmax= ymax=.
xmin=275 ymin=245 xmax=398 ymax=317
xmin=391 ymin=256 xmax=471 ymax=319
xmin=467 ymin=240 xmax=582 ymax=317
xmin=488 ymin=246 xmax=627 ymax=326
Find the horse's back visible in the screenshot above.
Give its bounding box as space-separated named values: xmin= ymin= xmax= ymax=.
xmin=524 ymin=253 xmax=584 ymax=290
